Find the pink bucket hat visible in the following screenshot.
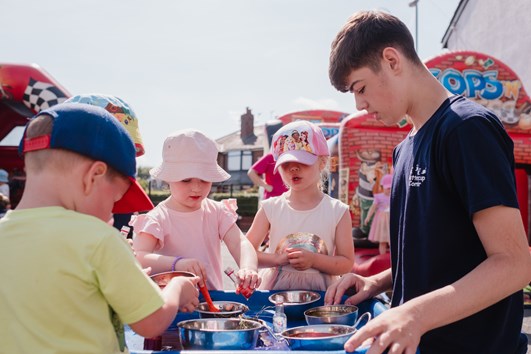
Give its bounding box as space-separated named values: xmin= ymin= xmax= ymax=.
xmin=150 ymin=129 xmax=230 ymax=183
xmin=271 ymin=120 xmax=329 ymax=172
xmin=381 ymin=174 xmax=393 ymax=189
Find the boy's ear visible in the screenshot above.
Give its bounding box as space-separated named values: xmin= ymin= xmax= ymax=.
xmin=381 ymin=47 xmax=401 ymax=73
xmin=82 ymin=161 xmax=108 ymax=194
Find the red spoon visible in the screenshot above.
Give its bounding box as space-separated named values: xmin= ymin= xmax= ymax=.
xmin=199 ymin=284 xmax=220 ymax=312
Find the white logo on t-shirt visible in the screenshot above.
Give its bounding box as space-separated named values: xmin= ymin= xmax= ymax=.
xmin=409 ymin=165 xmax=426 ymax=187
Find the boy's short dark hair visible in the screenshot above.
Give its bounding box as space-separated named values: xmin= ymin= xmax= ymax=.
xmin=329 ymin=10 xmax=422 ymax=92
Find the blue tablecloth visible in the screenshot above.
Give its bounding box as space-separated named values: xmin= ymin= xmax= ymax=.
xmin=126 ymin=290 xmax=418 ymax=353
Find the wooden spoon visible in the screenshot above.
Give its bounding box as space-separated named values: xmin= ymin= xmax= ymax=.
xmin=199 ymin=284 xmax=220 ymax=312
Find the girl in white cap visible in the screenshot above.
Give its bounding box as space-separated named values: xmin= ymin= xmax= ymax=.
xmin=131 ymin=129 xmax=260 ymax=291
xmin=246 ymin=120 xmax=355 ymax=291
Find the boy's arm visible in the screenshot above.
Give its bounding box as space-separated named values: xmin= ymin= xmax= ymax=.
xmin=129 ymin=276 xmax=200 ymax=338
xmin=343 ymin=205 xmax=531 ymax=353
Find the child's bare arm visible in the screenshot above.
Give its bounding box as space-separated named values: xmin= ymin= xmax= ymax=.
xmin=129 ymin=276 xmax=200 ymax=338
xmin=246 ymin=208 xmax=289 ymax=267
xmin=134 ymin=231 xmax=207 ymax=285
xmin=133 ymin=232 xmax=175 ymax=274
xmin=224 ymin=223 xmax=260 ymax=289
xmin=288 ymin=210 xmax=354 ymax=275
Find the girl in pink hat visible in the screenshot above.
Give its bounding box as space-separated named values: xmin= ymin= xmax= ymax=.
xmin=130 ymin=129 xmax=260 ymax=292
xmin=247 ymin=120 xmax=354 ymax=291
xmin=364 ymin=173 xmax=392 ymax=255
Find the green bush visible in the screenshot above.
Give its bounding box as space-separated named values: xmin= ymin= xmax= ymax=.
xmin=210 ymin=193 xmax=259 ymax=217
xmin=146 ymin=191 xmax=259 ymax=217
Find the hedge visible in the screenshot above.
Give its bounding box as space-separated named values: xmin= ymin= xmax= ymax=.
xmin=147 ymin=191 xmax=259 ymax=217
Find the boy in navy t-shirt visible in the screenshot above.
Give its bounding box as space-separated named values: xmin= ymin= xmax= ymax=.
xmin=324 ymin=10 xmax=531 ymax=354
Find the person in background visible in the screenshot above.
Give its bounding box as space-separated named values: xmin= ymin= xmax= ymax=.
xmin=364 ymin=173 xmax=392 ymax=255
xmin=0 ymin=169 xmax=10 ymax=199
xmin=246 ymin=120 xmax=354 ymax=291
xmin=65 ymin=93 xmax=145 ymax=236
xmin=247 ymin=152 xmax=288 ymax=200
xmin=0 ymin=193 xmax=10 ymax=218
xmin=0 ymin=103 xmax=199 ymax=353
xmin=324 ymin=10 xmax=531 ymax=354
xmin=131 ymin=129 xmax=260 ymax=291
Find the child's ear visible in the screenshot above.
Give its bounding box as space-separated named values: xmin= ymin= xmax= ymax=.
xmin=82 ymin=161 xmax=108 ymax=194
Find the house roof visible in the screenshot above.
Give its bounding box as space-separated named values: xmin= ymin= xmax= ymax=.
xmin=216 ymin=125 xmax=266 ymax=152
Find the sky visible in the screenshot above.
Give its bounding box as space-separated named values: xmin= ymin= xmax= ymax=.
xmin=2 ymin=0 xmax=460 ymax=168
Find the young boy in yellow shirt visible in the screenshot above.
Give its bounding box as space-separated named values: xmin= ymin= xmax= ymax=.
xmin=0 ymin=103 xmax=200 ymax=353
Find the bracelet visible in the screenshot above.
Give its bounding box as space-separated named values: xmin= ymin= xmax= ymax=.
xmin=171 ymin=256 xmax=184 ymax=272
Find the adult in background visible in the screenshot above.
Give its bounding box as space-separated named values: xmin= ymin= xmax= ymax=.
xmin=247 ymin=152 xmax=288 ymax=200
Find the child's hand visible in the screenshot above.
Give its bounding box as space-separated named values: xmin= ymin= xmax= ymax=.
xmin=236 ymin=268 xmax=261 ymax=291
xmin=286 ymin=247 xmax=314 ymax=271
xmin=175 ymin=258 xmax=208 ymax=287
xmin=277 ymin=252 xmax=290 ymax=266
xmin=168 ymin=276 xmax=200 ymax=313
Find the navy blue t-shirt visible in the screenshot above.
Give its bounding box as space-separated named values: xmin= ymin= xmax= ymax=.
xmin=391 ymin=95 xmax=525 ymax=353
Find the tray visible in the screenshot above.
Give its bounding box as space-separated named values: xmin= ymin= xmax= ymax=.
xmin=126 ymin=290 xmax=388 ymax=353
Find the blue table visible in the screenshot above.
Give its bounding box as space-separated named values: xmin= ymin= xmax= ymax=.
xmin=126 ymin=290 xmax=404 ymax=353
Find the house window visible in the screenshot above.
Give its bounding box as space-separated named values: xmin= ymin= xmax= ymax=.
xmin=227 ymin=150 xmax=253 ymax=171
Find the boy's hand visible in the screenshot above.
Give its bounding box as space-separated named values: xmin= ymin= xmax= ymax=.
xmin=168 ymin=276 xmax=200 ymax=313
xmin=324 ymin=273 xmax=372 ymax=306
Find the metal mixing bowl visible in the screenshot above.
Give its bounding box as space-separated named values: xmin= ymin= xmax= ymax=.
xmin=149 ymin=271 xmax=196 ymax=289
xmin=281 ymin=324 xmax=356 ymax=351
xmin=268 ymin=290 xmax=321 ymax=319
xmin=196 ymin=301 xmax=249 ymax=318
xmin=304 ymin=304 xmax=359 ymax=325
xmin=178 ymin=318 xmax=262 ymax=350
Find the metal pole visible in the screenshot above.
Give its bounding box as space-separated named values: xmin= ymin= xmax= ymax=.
xmin=408 ymin=0 xmax=419 ymax=52
xmin=415 ymin=2 xmax=418 ymax=51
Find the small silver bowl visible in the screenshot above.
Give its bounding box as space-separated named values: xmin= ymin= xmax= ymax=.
xmin=196 ymin=301 xmax=249 ymax=318
xmin=268 ymin=290 xmax=321 ymax=319
xmin=304 ymin=305 xmax=359 ymax=326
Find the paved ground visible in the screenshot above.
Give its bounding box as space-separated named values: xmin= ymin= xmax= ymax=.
xmin=222 ymin=244 xmax=531 ymax=351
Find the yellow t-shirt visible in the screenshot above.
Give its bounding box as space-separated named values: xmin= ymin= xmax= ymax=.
xmin=0 ymin=207 xmax=164 ymax=353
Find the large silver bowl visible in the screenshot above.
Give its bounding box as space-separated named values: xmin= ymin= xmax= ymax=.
xmin=268 ymin=290 xmax=321 ymax=319
xmin=178 ymin=318 xmax=261 ymax=350
xmin=196 ymin=301 xmax=249 ymax=318
xmin=304 ymin=304 xmax=359 ymax=326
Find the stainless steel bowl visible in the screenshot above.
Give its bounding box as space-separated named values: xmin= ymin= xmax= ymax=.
xmin=196 ymin=301 xmax=249 ymax=318
xmin=304 ymin=304 xmax=359 ymax=325
xmin=149 ymin=271 xmax=196 ymax=289
xmin=268 ymin=290 xmax=321 ymax=319
xmin=281 ymin=324 xmax=356 ymax=351
xmin=178 ymin=318 xmax=262 ymax=350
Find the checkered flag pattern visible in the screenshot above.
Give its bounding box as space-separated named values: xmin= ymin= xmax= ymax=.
xmin=23 ymin=78 xmax=67 ymax=113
